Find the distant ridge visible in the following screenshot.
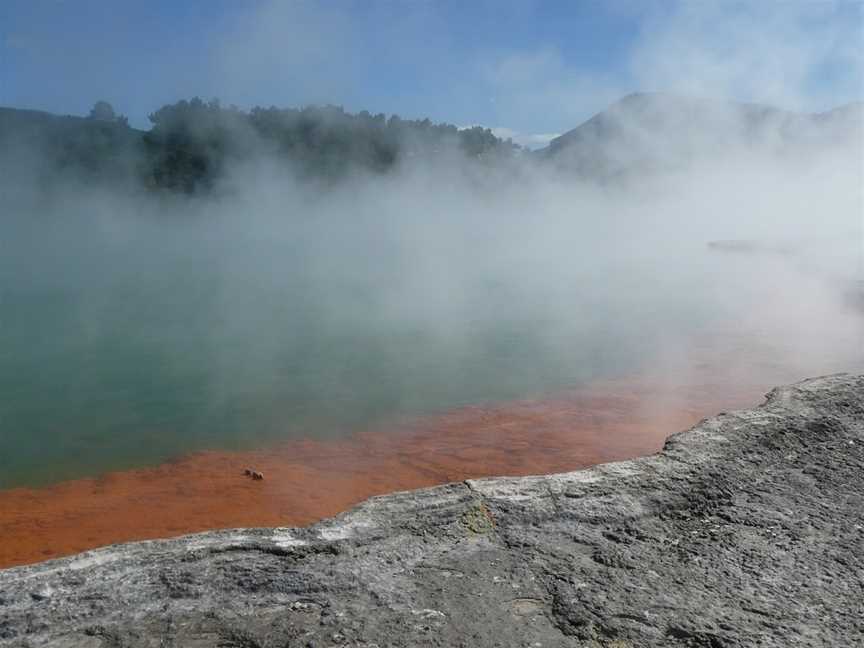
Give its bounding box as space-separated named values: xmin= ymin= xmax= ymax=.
xmin=0 ymin=93 xmax=860 ymax=191
xmin=537 ymin=92 xmax=863 ymax=179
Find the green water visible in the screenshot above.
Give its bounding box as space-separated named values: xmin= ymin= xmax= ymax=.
xmin=0 ymin=281 xmax=648 ymax=489
xmin=5 ymin=204 xmax=853 ymax=491
xmin=1 ymin=214 xmax=666 ymax=489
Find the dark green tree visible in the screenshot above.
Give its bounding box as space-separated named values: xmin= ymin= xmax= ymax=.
xmin=88 ymin=101 xmax=116 ymax=121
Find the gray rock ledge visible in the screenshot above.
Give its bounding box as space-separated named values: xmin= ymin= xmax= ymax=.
xmin=1 ymin=374 xmax=862 ymax=647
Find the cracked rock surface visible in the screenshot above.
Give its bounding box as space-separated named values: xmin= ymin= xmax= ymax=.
xmin=1 ymin=373 xmax=862 ymax=647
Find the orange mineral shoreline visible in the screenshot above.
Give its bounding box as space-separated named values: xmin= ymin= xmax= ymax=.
xmin=0 ymin=374 xmax=774 ymax=569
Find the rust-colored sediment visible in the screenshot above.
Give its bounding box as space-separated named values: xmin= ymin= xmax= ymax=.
xmin=0 ymin=368 xmax=777 ymax=569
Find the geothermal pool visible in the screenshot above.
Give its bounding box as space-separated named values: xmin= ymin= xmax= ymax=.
xmin=1 ymin=209 xmax=860 ymax=568
xmin=0 ymin=349 xmax=850 ymax=570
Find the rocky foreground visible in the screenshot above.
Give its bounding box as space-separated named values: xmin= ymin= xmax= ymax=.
xmin=1 ymin=374 xmax=862 ymax=647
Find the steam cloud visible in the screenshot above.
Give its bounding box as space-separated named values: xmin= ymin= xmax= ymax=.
xmin=0 ymin=1 xmax=861 ymax=488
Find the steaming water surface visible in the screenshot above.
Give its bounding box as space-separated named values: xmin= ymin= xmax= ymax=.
xmin=1 ymin=166 xmax=861 ymax=490
xmin=0 ymin=232 xmax=642 ymax=488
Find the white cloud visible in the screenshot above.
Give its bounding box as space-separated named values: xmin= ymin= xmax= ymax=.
xmin=473 ymin=2 xmax=862 ymax=135
xmin=476 ymin=46 xmax=625 ymax=133
xmin=628 ymin=2 xmax=864 ymax=111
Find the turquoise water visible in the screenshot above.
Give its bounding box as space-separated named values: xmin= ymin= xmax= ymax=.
xmin=1 ymin=213 xmax=671 ymax=489
xmin=0 ymin=278 xmax=650 ymax=489
xmin=4 ymin=204 xmax=855 ymax=490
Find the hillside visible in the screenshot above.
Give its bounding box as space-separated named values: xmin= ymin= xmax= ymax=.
xmin=0 ymin=101 xmax=518 ymax=193
xmin=3 ymin=94 xmax=860 ymax=193
xmin=538 ymin=93 xmax=863 ymax=180
xmin=0 ymin=107 xmax=143 ymax=187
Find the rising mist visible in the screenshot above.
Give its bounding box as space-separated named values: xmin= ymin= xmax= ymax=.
xmin=0 ymin=1 xmax=861 ymax=489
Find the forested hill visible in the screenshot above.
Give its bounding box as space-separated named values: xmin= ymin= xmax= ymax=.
xmin=0 ymin=99 xmax=520 ymax=193
xmin=6 ymin=94 xmax=859 ymax=194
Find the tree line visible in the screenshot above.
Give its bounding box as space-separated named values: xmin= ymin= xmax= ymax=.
xmin=2 ymin=99 xmax=522 ymax=193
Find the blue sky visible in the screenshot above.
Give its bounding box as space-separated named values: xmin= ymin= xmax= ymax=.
xmin=0 ymin=1 xmax=861 ymax=146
